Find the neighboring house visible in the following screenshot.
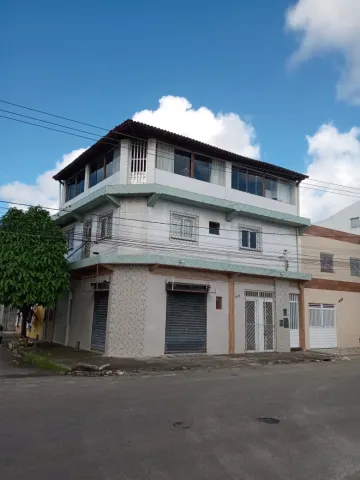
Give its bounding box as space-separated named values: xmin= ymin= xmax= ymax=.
xmin=301 ymin=225 xmax=360 ymax=350
xmin=52 ymin=119 xmax=310 ymax=357
xmin=316 ymin=201 xmax=360 ymax=234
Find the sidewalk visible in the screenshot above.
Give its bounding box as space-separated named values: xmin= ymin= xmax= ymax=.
xmin=10 ymin=341 xmax=337 ymax=374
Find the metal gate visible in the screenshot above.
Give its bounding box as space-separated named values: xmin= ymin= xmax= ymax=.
xmin=245 ymin=291 xmax=275 ymax=352
xmin=309 ymin=303 xmax=337 ymax=349
xmin=91 ymin=291 xmax=109 ymax=352
xmin=53 ymin=293 xmax=69 ymax=345
xmin=165 ymin=291 xmax=207 ymax=354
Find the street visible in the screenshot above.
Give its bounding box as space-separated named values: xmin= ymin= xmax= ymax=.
xmin=1 ymin=360 xmax=360 ymax=479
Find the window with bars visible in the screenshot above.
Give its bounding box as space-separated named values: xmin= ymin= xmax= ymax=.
xmin=320 ymin=252 xmax=334 ymax=273
xmin=239 ymin=225 xmax=262 ymax=251
xmin=350 ymin=257 xmax=360 ymax=276
xmin=64 ymin=225 xmax=75 ymax=251
xmin=309 ymin=304 xmax=335 ymax=328
xmin=170 ymin=212 xmax=198 ymax=243
xmin=97 ymin=212 xmax=113 ymax=240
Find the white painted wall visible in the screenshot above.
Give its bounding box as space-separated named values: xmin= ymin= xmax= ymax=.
xmin=144 ymin=199 xmax=299 ymax=272
xmin=316 ymin=201 xmax=360 ymax=234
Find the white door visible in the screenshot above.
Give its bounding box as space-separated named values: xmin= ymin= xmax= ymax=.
xmin=290 ymin=294 xmax=300 ymax=349
xmin=245 ymin=293 xmax=274 ymax=352
xmin=309 ymin=304 xmax=337 ymax=349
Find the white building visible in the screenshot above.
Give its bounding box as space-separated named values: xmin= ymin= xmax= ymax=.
xmin=316 ymin=202 xmax=360 ymax=234
xmin=52 ymin=120 xmax=310 ymax=356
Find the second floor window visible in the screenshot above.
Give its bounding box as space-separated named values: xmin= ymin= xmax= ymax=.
xmin=64 ymin=225 xmax=75 ymax=251
xmin=66 ymin=170 xmax=85 ymax=201
xmin=89 ymin=151 xmax=114 ymax=188
xmin=350 ymin=257 xmax=360 ymax=276
xmin=320 ymin=252 xmax=334 ymax=273
xmin=170 ymin=212 xmax=198 ymax=243
xmin=97 ymin=211 xmax=113 ymax=240
xmin=232 ymin=166 xmax=293 ymax=204
xmin=239 ymin=225 xmax=262 ymax=251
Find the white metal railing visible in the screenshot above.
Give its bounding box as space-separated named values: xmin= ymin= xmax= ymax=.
xmin=130 ymin=141 xmax=147 ymax=184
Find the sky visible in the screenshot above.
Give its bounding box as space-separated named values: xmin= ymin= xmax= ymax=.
xmin=1 ymin=0 xmax=360 ymax=221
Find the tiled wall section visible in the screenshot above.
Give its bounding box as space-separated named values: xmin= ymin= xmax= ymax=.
xmin=106 ymin=265 xmax=148 ymax=357
xmin=275 ymin=279 xmax=291 ymax=352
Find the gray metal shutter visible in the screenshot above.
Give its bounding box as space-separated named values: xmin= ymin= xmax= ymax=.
xmin=91 ymin=291 xmax=109 ymax=352
xmin=53 ymin=293 xmax=69 ymax=345
xmin=165 ymin=292 xmax=207 ymax=354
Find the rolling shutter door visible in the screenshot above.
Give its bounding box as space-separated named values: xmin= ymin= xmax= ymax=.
xmin=165 ymin=291 xmax=207 ymax=354
xmin=91 ymin=291 xmax=109 ymax=352
xmin=53 ymin=293 xmax=69 ymax=345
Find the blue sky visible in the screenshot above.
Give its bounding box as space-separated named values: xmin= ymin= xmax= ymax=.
xmin=1 ymin=0 xmax=360 ymax=220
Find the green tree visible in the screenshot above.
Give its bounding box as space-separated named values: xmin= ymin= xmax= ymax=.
xmin=0 ymin=206 xmax=69 ymax=337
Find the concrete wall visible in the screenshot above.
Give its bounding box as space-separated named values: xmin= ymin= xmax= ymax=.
xmin=301 ymin=234 xmax=360 ymax=283
xmin=146 ymin=199 xmax=299 ymax=272
xmin=67 ymin=278 xmax=95 ymax=351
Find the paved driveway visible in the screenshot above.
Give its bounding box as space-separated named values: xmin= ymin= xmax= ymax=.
xmin=1 ymin=359 xmax=360 ymax=479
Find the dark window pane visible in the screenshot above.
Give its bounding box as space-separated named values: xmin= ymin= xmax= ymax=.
xmin=265 ymin=178 xmax=278 ymax=199
xmin=89 ymin=170 xmax=97 ymax=188
xmin=209 ymin=221 xmax=220 ymax=235
xmin=248 ymin=174 xmax=263 ymax=196
xmin=105 ymin=151 xmax=114 ymax=178
xmin=77 ymin=178 xmax=84 ymax=195
xmin=249 ymin=231 xmax=257 ymax=249
xmin=194 ymin=155 xmax=211 ymax=182
xmin=232 ymin=168 xmax=247 ymax=191
xmin=97 ymin=164 xmax=104 ymax=184
xmin=242 ymin=230 xmax=249 ymax=248
xmin=66 ymin=177 xmax=76 ymax=201
xmin=174 ymin=149 xmax=191 ymax=177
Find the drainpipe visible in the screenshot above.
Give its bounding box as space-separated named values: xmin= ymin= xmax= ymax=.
xmin=65 ymin=290 xmax=72 ymax=346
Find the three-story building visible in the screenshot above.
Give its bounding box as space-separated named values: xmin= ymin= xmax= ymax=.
xmin=52 ymin=120 xmax=310 ymax=356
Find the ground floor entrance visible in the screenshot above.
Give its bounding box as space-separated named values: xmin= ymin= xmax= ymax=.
xmin=91 ymin=291 xmax=109 ymax=353
xmin=165 ymin=290 xmax=207 ymax=354
xmin=245 ymin=291 xmax=274 ymax=352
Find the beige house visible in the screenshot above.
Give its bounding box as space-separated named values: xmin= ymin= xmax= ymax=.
xmin=301 ymin=225 xmax=360 ymax=350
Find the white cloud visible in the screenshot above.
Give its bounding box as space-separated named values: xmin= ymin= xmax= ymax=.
xmin=0 ymin=148 xmax=87 ymax=211
xmin=286 ymin=0 xmax=360 ymax=104
xmin=133 ymin=95 xmax=260 ymax=158
xmin=300 ymin=124 xmax=360 ymax=221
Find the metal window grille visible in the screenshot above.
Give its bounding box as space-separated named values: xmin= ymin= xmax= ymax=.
xmin=289 ymin=293 xmax=299 ymax=330
xmin=239 ymin=224 xmax=262 ymax=252
xmin=170 ymin=212 xmax=198 ymax=243
xmin=350 ymin=257 xmax=360 ymax=276
xmin=351 ymin=217 xmax=360 ymax=228
xmin=245 ymin=290 xmax=273 ymax=298
xmin=64 ymin=225 xmax=75 ymax=251
xmin=309 ymin=303 xmax=335 ymax=328
xmin=320 ymin=252 xmax=334 ymax=273
xmin=97 ymin=211 xmax=113 ymax=240
xmin=130 ymin=141 xmax=147 ymax=184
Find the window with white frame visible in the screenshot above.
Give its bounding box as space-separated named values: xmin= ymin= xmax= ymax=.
xmin=320 ymin=252 xmax=334 ymax=273
xmin=239 ymin=225 xmax=262 ymax=251
xmin=351 ymin=217 xmax=360 ymax=228
xmin=170 ymin=212 xmax=198 ymax=242
xmin=97 ymin=211 xmax=113 ymax=240
xmin=64 ymin=225 xmax=75 ymax=251
xmin=350 ymin=257 xmax=360 ymax=276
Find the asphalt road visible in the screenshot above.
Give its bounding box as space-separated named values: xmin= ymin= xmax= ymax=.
xmin=1 ymin=360 xmax=360 ymax=480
